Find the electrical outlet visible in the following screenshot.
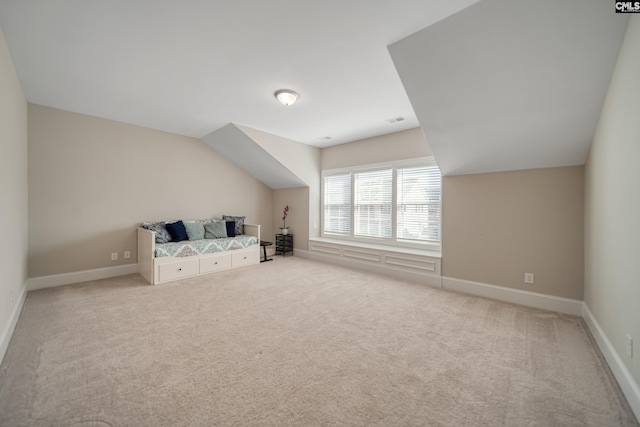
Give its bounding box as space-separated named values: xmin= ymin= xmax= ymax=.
xmin=627 ymin=335 xmax=633 ymax=359
xmin=524 ymin=273 xmax=534 ymax=284
xmin=124 ymin=251 xmax=131 ymax=259
xmin=111 ymin=252 xmax=118 ymax=261
xmin=9 ymin=290 xmax=15 ymax=304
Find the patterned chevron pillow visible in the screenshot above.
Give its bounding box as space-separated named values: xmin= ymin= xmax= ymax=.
xmin=222 ymin=215 xmax=245 ymax=235
xmin=141 ymin=222 xmax=172 ymax=244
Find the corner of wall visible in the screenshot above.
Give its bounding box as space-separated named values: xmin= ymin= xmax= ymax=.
xmin=0 ymin=285 xmax=28 ymax=364
xmin=0 ymin=24 xmax=29 ymax=364
xmin=583 ymin=303 xmax=640 ymax=420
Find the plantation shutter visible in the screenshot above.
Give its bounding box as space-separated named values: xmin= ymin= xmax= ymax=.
xmin=323 ymin=174 xmax=351 ymax=235
xmin=354 ymin=169 xmax=392 ymax=238
xmin=397 ymin=165 xmax=441 ymax=242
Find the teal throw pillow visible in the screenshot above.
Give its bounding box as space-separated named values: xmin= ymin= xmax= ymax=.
xmin=184 ymin=221 xmax=205 ymax=240
xmin=204 ymin=220 xmax=228 ymax=239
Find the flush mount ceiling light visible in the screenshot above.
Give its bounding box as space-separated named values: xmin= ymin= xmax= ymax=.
xmin=386 ymin=116 xmax=405 ymax=124
xmin=274 ymin=89 xmax=299 ymax=106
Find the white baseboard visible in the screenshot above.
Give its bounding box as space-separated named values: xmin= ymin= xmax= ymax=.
xmin=293 ymin=248 xmax=310 ymax=258
xmin=442 ymin=276 xmax=583 ymax=316
xmin=0 ymin=284 xmax=27 ymax=364
xmin=27 ymin=264 xmax=139 ymax=291
xmin=308 ymin=251 xmax=442 ymax=288
xmin=582 ymin=304 xmax=640 ymax=420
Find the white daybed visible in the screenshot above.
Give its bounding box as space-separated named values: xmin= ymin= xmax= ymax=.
xmin=138 ymin=223 xmax=261 ymax=285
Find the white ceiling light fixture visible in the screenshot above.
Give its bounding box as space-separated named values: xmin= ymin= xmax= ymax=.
xmin=274 ymin=89 xmax=299 ymax=106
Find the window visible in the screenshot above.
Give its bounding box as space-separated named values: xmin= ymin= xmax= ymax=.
xmin=397 ymin=165 xmax=441 ymax=243
xmin=321 ymin=158 xmax=442 ymax=250
xmin=323 ymin=174 xmax=351 ymax=235
xmin=354 ymin=169 xmax=392 ymax=238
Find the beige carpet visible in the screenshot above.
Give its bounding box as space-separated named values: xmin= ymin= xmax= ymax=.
xmin=0 ymin=256 xmax=637 ymax=426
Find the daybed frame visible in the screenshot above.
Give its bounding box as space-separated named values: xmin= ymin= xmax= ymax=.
xmin=138 ymin=224 xmax=261 ymax=285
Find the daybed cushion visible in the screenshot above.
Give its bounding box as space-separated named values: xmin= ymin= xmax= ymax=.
xmin=142 ymin=222 xmax=172 ymax=244
xmin=154 ymin=235 xmax=259 ymax=258
xmin=184 ymin=221 xmax=205 ymax=240
xmin=204 ymin=220 xmax=227 ymax=239
xmin=166 ymin=220 xmax=188 ymax=242
xmin=223 ymin=215 xmax=245 ymax=235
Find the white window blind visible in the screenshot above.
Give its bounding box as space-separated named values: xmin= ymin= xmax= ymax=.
xmin=354 ymin=169 xmax=392 ymax=238
xmin=397 ymin=165 xmax=441 ymax=243
xmin=321 ymin=157 xmax=442 ymax=249
xmin=323 ymin=174 xmax=351 ymax=235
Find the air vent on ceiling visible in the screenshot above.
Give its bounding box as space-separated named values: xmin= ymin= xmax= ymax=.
xmin=387 ymin=116 xmax=405 ymax=124
xmin=317 ymin=136 xmax=333 ymax=141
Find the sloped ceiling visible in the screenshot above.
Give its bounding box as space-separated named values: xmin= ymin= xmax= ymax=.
xmin=0 ymin=0 xmax=480 ymax=147
xmin=201 ymin=124 xmax=306 ymax=189
xmin=1 ymin=0 xmax=630 ymax=179
xmin=389 ymin=0 xmax=629 ymax=176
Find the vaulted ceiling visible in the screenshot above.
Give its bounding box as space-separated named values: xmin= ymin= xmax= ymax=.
xmin=0 ymin=0 xmax=478 ymax=147
xmin=201 ymin=124 xmax=307 ymax=189
xmin=390 ymin=0 xmax=629 ymax=175
xmin=0 ymin=0 xmax=630 ymax=179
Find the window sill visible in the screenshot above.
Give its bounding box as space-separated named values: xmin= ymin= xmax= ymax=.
xmin=310 ymin=237 xmax=441 ymax=258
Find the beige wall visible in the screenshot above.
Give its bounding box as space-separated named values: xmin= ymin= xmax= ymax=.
xmin=234 ymin=127 xmax=431 ymax=252
xmin=238 ymin=124 xmax=321 ymax=246
xmin=0 ymin=26 xmax=28 ymax=353
xmin=442 ymin=166 xmax=584 ymax=300
xmin=28 ymin=105 xmax=274 ymax=277
xmin=585 ymin=16 xmax=640 ymax=385
xmin=321 ymin=129 xmax=585 ymax=301
xmin=272 ymin=187 xmax=310 ymax=251
xmin=321 ymin=127 xmax=431 ymax=170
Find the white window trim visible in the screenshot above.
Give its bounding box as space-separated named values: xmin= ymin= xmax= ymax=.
xmin=321 ymin=157 xmax=442 ymax=252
